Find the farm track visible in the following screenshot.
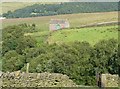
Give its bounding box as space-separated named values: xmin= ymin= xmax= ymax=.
xmin=79 ymin=21 xmax=118 ymax=28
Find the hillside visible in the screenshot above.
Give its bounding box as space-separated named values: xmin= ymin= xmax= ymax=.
xmin=2 ymin=11 xmax=118 ymax=29
xmin=0 ymin=2 xmax=55 ymax=15
xmin=2 ymin=12 xmax=119 ymax=86
xmin=0 ymin=2 xmax=34 ymax=15
xmin=2 ymin=24 xmax=119 ymax=85
xmin=2 ymin=2 xmax=119 ymax=18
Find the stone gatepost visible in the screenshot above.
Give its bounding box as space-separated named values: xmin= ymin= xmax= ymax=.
xmin=101 ymin=74 xmax=119 ymax=88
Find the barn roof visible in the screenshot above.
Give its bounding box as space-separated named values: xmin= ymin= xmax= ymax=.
xmin=50 ymin=19 xmax=68 ymax=24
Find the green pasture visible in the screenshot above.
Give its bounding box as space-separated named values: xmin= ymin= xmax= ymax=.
xmin=47 ymin=25 xmax=118 ymax=45
xmin=2 ymin=11 xmax=118 ymax=46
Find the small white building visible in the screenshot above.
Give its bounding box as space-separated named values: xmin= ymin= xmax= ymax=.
xmin=0 ymin=17 xmax=6 ymax=20
xmin=49 ymin=19 xmax=70 ymax=31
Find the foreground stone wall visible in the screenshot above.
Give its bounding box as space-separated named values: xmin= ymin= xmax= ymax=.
xmin=1 ymin=72 xmax=77 ymax=87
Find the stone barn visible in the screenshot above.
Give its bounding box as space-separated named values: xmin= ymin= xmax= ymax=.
xmin=49 ymin=19 xmax=70 ymax=31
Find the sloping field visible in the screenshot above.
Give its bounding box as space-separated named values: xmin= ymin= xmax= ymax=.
xmin=47 ymin=25 xmax=118 ymax=45
xmin=0 ymin=2 xmax=55 ymax=14
xmin=2 ymin=12 xmax=118 ymax=31
xmin=0 ymin=2 xmax=35 ymax=14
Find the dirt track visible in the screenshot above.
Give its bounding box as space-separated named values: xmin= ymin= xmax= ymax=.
xmin=80 ymin=21 xmax=118 ymax=28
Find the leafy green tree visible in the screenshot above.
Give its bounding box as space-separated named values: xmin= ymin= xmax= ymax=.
xmin=90 ymin=39 xmax=118 ymax=74
xmin=2 ymin=50 xmax=25 ymax=72
xmin=2 ymin=25 xmax=24 ymax=55
xmin=16 ymin=36 xmax=36 ymax=54
xmin=2 ymin=25 xmax=37 ymax=55
xmin=23 ymin=47 xmax=46 ymax=63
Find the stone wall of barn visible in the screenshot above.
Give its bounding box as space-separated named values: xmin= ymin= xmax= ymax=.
xmin=49 ymin=22 xmax=70 ymax=31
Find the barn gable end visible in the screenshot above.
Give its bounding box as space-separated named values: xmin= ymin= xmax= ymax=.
xmin=49 ymin=19 xmax=70 ymax=31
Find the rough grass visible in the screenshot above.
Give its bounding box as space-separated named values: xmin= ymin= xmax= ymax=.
xmin=0 ymin=2 xmax=36 ymax=14
xmin=0 ymin=2 xmax=60 ymax=15
xmin=2 ymin=12 xmax=118 ymax=31
xmin=47 ymin=25 xmax=118 ymax=45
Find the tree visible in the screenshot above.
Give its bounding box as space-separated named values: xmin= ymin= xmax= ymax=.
xmin=2 ymin=25 xmax=37 ymax=55
xmin=90 ymin=39 xmax=118 ymax=74
xmin=2 ymin=50 xmax=25 ymax=72
xmin=16 ymin=36 xmax=36 ymax=54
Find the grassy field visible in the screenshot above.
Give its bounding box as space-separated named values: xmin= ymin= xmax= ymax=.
xmin=0 ymin=2 xmax=36 ymax=14
xmin=2 ymin=12 xmax=118 ymax=31
xmin=43 ymin=25 xmax=118 ymax=45
xmin=3 ymin=11 xmax=118 ymax=45
xmin=2 ymin=10 xmax=118 ymax=45
xmin=25 ymin=25 xmax=118 ymax=45
xmin=0 ymin=2 xmax=59 ymax=15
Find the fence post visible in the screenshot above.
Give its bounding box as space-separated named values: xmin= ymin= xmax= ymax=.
xmin=26 ymin=63 xmax=29 ymax=73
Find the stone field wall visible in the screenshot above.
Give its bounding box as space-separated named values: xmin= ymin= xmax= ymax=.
xmin=1 ymin=72 xmax=77 ymax=87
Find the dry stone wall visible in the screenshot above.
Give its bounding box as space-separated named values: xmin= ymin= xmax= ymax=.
xmin=1 ymin=72 xmax=77 ymax=87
